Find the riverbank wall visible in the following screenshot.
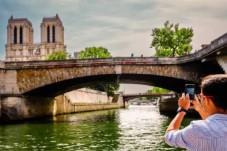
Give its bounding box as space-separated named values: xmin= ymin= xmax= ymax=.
xmin=159 ymin=97 xmax=178 ymax=115
xmin=0 ymin=88 xmax=123 ymax=122
xmin=159 ymin=96 xmax=199 ymax=117
xmin=54 ymin=88 xmax=122 ymax=115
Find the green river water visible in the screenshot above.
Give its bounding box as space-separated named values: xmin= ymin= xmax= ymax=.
xmin=0 ymin=105 xmax=196 ymax=151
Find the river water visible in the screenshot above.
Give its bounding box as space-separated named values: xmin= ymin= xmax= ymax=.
xmin=0 ymin=105 xmax=195 ymax=151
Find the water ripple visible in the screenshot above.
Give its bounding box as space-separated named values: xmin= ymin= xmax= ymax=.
xmin=0 ymin=105 xmax=188 ymax=151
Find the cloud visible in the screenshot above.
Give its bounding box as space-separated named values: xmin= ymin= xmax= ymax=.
xmin=1 ymin=0 xmax=227 ymax=93
xmin=1 ymin=0 xmax=227 ymax=59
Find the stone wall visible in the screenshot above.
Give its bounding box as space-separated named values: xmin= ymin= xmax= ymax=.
xmin=0 ymin=89 xmax=122 ymax=122
xmin=74 ymin=104 xmax=120 ymax=113
xmin=54 ymin=88 xmax=120 ymax=114
xmin=1 ymin=96 xmax=55 ymax=121
xmin=64 ymin=88 xmax=112 ymax=104
xmin=53 ymin=95 xmax=75 ymax=115
xmin=1 ymin=70 xmax=20 ymax=94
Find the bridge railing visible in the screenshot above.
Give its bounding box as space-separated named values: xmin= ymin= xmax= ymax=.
xmin=210 ymin=33 xmax=227 ymax=50
xmin=4 ymin=57 xmax=189 ymax=69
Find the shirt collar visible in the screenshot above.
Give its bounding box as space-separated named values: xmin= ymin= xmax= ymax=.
xmin=206 ymin=113 xmax=227 ymax=121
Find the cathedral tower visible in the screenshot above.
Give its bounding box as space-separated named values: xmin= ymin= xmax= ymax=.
xmin=40 ymin=14 xmax=65 ymax=55
xmin=5 ymin=14 xmax=66 ymax=61
xmin=5 ymin=16 xmax=34 ymax=61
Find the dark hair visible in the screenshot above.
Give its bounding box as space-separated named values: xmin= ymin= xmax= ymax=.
xmin=201 ymin=74 xmax=227 ymax=110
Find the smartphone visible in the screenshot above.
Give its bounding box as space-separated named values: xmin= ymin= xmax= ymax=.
xmin=185 ymin=84 xmax=195 ymax=100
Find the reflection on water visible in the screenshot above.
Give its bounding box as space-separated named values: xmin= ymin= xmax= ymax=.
xmin=0 ymin=105 xmax=193 ymax=150
xmin=117 ymin=106 xmax=167 ymax=150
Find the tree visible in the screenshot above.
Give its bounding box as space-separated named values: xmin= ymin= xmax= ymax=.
xmin=146 ymin=87 xmax=170 ymax=94
xmin=79 ymin=47 xmax=119 ymax=96
xmin=151 ymin=21 xmax=194 ymax=57
xmin=93 ymin=82 xmax=119 ymax=97
xmin=145 ymin=87 xmax=170 ymax=101
xmin=79 ymin=47 xmax=111 ymax=59
xmin=45 ymin=50 xmax=72 ymax=60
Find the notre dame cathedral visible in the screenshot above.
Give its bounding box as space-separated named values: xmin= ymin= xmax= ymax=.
xmin=5 ymin=14 xmax=66 ymax=61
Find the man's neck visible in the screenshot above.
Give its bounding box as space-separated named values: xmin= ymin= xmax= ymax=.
xmin=209 ymin=107 xmax=227 ymax=115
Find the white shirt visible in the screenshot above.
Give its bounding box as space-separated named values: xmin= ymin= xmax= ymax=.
xmin=165 ymin=114 xmax=227 ymax=151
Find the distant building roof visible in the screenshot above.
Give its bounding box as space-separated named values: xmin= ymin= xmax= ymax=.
xmin=8 ymin=16 xmax=32 ymax=26
xmin=42 ymin=14 xmax=62 ymax=23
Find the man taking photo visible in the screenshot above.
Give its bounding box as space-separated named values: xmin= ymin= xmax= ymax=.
xmin=164 ymin=74 xmax=227 ymax=151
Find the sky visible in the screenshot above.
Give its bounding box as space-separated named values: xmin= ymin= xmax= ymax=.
xmin=0 ymin=0 xmax=227 ymax=93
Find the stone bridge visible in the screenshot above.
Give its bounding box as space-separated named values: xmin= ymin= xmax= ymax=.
xmin=1 ymin=33 xmax=227 ymax=98
xmin=0 ymin=33 xmax=227 ymax=121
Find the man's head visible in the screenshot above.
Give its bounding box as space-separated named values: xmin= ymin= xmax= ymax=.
xmin=201 ymin=74 xmax=227 ymax=111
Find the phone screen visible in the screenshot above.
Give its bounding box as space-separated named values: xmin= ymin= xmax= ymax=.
xmin=185 ymin=84 xmax=195 ymax=100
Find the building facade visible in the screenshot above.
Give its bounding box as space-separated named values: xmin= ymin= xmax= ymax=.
xmin=5 ymin=14 xmax=65 ymax=61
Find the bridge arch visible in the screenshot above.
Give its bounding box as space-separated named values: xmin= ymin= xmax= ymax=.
xmin=12 ymin=61 xmax=218 ymax=97
xmin=22 ymin=73 xmax=192 ymax=97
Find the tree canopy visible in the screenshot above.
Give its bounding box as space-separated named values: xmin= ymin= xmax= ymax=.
xmin=146 ymin=87 xmax=170 ymax=94
xmin=151 ymin=21 xmax=194 ymax=57
xmin=79 ymin=47 xmax=111 ymax=59
xmin=79 ymin=47 xmax=119 ymax=96
xmin=45 ymin=50 xmax=72 ymax=60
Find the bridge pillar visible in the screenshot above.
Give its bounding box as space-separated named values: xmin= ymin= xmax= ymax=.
xmin=216 ymin=56 xmax=227 ymax=73
xmin=125 ymin=100 xmax=129 ymax=108
xmin=112 ymin=92 xmax=126 ymax=108
xmin=0 ymin=96 xmax=56 ymax=121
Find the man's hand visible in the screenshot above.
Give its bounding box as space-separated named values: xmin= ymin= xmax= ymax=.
xmin=191 ymin=95 xmax=203 ymax=112
xmin=178 ymin=93 xmax=191 ymax=110
xmin=191 ymin=95 xmax=209 ymax=119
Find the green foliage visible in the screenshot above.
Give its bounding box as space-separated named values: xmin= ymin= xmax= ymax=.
xmin=90 ymin=82 xmax=120 ymax=96
xmin=79 ymin=47 xmax=119 ymax=96
xmin=79 ymin=47 xmax=111 ymax=59
xmin=45 ymin=50 xmax=72 ymax=60
xmin=146 ymin=87 xmax=170 ymax=94
xmin=151 ymin=21 xmax=194 ymax=57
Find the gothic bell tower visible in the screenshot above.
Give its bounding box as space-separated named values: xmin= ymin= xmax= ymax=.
xmin=40 ymin=14 xmax=65 ymax=55
xmin=5 ymin=16 xmax=34 ymax=61
xmin=5 ymin=14 xmax=66 ymax=61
